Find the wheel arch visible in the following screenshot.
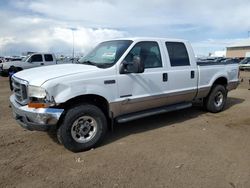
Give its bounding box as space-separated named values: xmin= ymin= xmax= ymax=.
xmin=212 ymin=77 xmax=228 ymax=88
xmin=8 ymin=66 xmax=22 ymax=72
xmin=56 ymin=94 xmax=112 ymax=131
xmin=202 ymin=76 xmax=228 ymax=101
xmin=58 ymin=94 xmax=111 ymax=119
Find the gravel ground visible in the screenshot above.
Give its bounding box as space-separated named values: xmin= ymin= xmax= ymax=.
xmin=0 ymin=71 xmax=250 ymax=188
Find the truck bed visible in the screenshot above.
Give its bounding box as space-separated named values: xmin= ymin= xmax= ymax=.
xmin=196 ymin=61 xmax=239 ymax=99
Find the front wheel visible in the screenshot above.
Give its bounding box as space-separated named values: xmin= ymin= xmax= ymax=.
xmin=204 ymin=85 xmax=227 ymax=113
xmin=58 ymin=104 xmax=107 ymax=152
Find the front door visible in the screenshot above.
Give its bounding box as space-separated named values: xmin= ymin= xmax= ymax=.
xmin=28 ymin=54 xmax=44 ymax=68
xmin=117 ymin=41 xmax=167 ymax=115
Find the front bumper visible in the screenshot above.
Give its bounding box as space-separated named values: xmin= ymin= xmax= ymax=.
xmin=10 ymin=95 xmax=64 ymax=131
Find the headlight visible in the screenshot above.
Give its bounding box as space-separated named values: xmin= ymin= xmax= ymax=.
xmin=28 ymin=85 xmax=47 ymax=98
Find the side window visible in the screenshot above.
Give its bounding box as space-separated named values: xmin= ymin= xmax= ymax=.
xmin=44 ymin=54 xmax=53 ymax=61
xmin=165 ymin=42 xmax=190 ymax=66
xmin=124 ymin=41 xmax=162 ymax=69
xmin=30 ymin=54 xmax=43 ymax=62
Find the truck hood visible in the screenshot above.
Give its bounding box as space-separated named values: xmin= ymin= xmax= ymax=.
xmin=2 ymin=61 xmax=22 ymax=69
xmin=14 ymin=64 xmax=99 ymax=86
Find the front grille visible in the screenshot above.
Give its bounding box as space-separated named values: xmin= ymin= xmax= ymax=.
xmin=12 ymin=76 xmax=28 ymax=105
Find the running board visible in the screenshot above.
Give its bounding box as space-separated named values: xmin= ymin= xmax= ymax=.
xmin=116 ymin=102 xmax=192 ymax=123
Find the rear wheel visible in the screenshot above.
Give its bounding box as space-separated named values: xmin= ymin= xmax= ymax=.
xmin=58 ymin=104 xmax=107 ymax=152
xmin=204 ymin=85 xmax=227 ymax=113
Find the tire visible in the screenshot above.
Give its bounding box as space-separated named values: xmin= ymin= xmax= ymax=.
xmin=8 ymin=66 xmax=17 ymax=91
xmin=58 ymin=104 xmax=107 ymax=152
xmin=8 ymin=66 xmax=17 ymax=74
xmin=204 ymin=85 xmax=227 ymax=113
xmin=56 ymin=128 xmax=62 ymax=144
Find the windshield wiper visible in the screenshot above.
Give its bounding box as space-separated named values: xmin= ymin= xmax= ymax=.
xmin=80 ymin=61 xmax=114 ymax=68
xmin=80 ymin=61 xmax=98 ymax=66
xmin=96 ymin=63 xmax=114 ymax=68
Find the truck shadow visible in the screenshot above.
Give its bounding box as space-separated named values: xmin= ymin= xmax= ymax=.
xmin=224 ymin=97 xmax=245 ymax=110
xmin=101 ymin=97 xmax=245 ymax=147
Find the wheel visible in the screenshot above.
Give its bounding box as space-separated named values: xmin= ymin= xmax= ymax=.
xmin=8 ymin=66 xmax=18 ymax=91
xmin=204 ymin=85 xmax=227 ymax=113
xmin=58 ymin=104 xmax=107 ymax=152
xmin=8 ymin=66 xmax=17 ymax=74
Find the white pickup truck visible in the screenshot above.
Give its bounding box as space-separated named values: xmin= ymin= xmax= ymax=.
xmin=0 ymin=53 xmax=57 ymax=75
xmin=10 ymin=38 xmax=239 ymax=152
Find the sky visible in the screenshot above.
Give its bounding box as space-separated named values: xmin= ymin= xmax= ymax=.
xmin=1 ymin=0 xmax=250 ymax=57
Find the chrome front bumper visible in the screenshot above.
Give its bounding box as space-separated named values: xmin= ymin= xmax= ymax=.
xmin=10 ymin=95 xmax=64 ymax=131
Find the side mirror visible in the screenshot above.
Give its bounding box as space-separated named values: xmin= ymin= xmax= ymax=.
xmin=120 ymin=56 xmax=144 ymax=74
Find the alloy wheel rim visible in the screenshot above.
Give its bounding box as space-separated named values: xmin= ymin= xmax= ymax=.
xmin=71 ymin=116 xmax=97 ymax=143
xmin=214 ymin=91 xmax=223 ymax=107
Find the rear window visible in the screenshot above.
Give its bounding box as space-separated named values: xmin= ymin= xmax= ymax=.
xmin=44 ymin=54 xmax=53 ymax=61
xmin=165 ymin=42 xmax=190 ymax=66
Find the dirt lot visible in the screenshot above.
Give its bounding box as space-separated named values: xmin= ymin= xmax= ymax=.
xmin=0 ymin=71 xmax=250 ymax=188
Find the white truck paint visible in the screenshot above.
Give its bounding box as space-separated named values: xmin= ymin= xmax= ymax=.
xmin=1 ymin=53 xmax=57 ymax=74
xmin=9 ymin=38 xmax=239 ymax=152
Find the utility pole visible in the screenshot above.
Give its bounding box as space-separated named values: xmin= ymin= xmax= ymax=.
xmin=69 ymin=27 xmax=77 ymax=62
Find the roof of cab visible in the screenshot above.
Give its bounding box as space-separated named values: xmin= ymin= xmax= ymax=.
xmin=102 ymin=37 xmax=188 ymax=43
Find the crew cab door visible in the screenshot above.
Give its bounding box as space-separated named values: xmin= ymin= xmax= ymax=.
xmin=117 ymin=41 xmax=167 ymax=115
xmin=44 ymin=54 xmax=55 ymax=65
xmin=163 ymin=41 xmax=198 ymax=102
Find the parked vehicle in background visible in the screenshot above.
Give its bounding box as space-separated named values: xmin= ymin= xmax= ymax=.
xmin=9 ymin=38 xmax=239 ymax=152
xmin=56 ymin=57 xmax=78 ymax=64
xmin=10 ymin=57 xmax=24 ymax=62
xmin=0 ymin=53 xmax=57 ymax=76
xmin=5 ymin=56 xmax=24 ymax=62
xmin=239 ymin=57 xmax=250 ymax=70
xmin=220 ymin=58 xmax=241 ymax=64
xmin=197 ymin=57 xmax=241 ymax=64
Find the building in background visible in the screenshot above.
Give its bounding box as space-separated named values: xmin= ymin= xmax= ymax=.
xmin=226 ymin=40 xmax=250 ymax=58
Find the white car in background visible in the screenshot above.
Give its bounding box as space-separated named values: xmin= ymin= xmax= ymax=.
xmin=0 ymin=53 xmax=57 ymax=75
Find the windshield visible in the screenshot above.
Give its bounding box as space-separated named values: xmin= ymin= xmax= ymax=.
xmin=21 ymin=55 xmax=31 ymax=62
xmin=78 ymin=40 xmax=133 ymax=68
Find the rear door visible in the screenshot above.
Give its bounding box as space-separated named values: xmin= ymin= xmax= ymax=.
xmin=44 ymin=54 xmax=55 ymax=65
xmin=164 ymin=41 xmax=198 ymax=102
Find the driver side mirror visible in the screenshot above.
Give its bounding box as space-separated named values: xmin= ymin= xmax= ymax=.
xmin=119 ymin=56 xmax=144 ymax=74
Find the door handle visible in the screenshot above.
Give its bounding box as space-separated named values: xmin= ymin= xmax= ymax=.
xmin=163 ymin=73 xmax=168 ymax=82
xmin=41 ymin=63 xmax=44 ymax=65
xmin=191 ymin=71 xmax=195 ymax=79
